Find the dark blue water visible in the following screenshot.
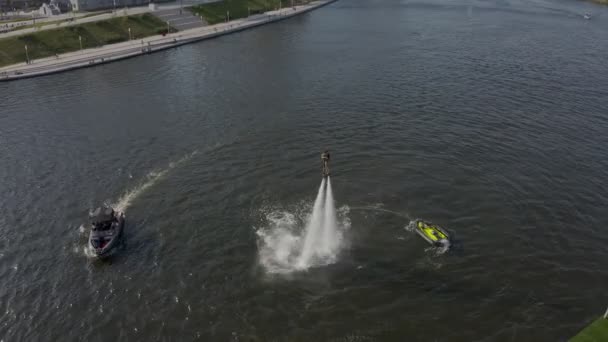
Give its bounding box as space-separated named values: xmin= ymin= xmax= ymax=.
xmin=1 ymin=0 xmax=608 ymax=340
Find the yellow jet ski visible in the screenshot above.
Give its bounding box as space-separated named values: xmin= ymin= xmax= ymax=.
xmin=414 ymin=220 xmax=451 ymax=248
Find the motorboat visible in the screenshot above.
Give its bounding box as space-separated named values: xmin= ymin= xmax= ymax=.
xmin=88 ymin=206 xmax=125 ymax=258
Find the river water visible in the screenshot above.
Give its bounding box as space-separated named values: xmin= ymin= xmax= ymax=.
xmin=2 ymin=0 xmax=608 ymax=340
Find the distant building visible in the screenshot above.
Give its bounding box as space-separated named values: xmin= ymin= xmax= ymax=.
xmin=3 ymin=0 xmax=49 ymax=11
xmin=38 ymin=1 xmax=61 ymax=16
xmin=2 ymin=0 xmax=27 ymax=11
xmin=69 ymin=0 xmax=152 ymax=12
xmin=53 ymin=0 xmax=71 ymax=11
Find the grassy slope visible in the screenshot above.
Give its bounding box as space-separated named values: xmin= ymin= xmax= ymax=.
xmin=0 ymin=17 xmax=33 ymax=24
xmin=9 ymin=12 xmax=113 ymax=32
xmin=570 ymin=318 xmax=608 ymax=342
xmin=189 ymin=0 xmax=313 ymax=25
xmin=0 ymin=14 xmax=170 ymax=67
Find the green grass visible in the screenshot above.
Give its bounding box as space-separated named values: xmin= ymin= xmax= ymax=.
xmin=10 ymin=19 xmax=72 ymax=32
xmin=0 ymin=17 xmax=32 ymax=24
xmin=570 ymin=317 xmax=608 ymax=342
xmin=9 ymin=11 xmax=115 ymax=32
xmin=0 ymin=13 xmax=172 ymax=67
xmin=189 ymin=0 xmax=313 ymax=25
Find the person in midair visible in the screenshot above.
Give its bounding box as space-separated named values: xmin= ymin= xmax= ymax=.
xmin=321 ymin=150 xmax=330 ymax=177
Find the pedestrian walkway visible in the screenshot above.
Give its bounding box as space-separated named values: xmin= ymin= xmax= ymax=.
xmin=0 ymin=7 xmax=150 ymax=38
xmin=0 ymin=0 xmax=337 ymax=81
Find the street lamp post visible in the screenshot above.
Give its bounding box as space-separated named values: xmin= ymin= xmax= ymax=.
xmin=128 ymin=27 xmax=131 ymax=40
xmin=226 ymin=11 xmax=229 ymax=22
xmin=166 ymin=21 xmax=170 ymax=34
xmin=79 ymin=35 xmax=82 ymax=50
xmin=24 ymin=45 xmax=29 ymax=64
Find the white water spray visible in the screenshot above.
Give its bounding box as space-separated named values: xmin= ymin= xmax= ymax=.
xmin=112 ymin=170 xmax=167 ymax=213
xmin=112 ymin=150 xmax=197 ymax=212
xmin=297 ymin=178 xmax=327 ymax=268
xmin=296 ymin=176 xmax=343 ymax=269
xmin=256 ymin=176 xmax=348 ymax=273
xmin=320 ymin=177 xmax=339 ymax=257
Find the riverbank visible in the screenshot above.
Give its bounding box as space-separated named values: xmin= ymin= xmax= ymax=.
xmin=0 ymin=14 xmax=171 ymax=67
xmin=190 ymin=0 xmax=300 ymax=25
xmin=2 ymin=12 xmax=113 ymax=34
xmin=0 ymin=0 xmax=335 ymax=81
xmin=570 ymin=314 xmax=608 ymax=342
xmin=0 ymin=7 xmax=151 ymax=37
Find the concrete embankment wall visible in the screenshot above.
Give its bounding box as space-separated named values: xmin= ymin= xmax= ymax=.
xmin=0 ymin=0 xmax=337 ymax=82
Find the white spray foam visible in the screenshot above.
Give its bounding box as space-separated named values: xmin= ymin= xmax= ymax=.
xmin=257 ymin=177 xmax=348 ymax=274
xmin=404 ymin=220 xmax=416 ymax=232
xmin=83 ymin=245 xmax=97 ymax=258
xmin=297 ymin=178 xmax=327 ymax=268
xmin=433 ymin=241 xmax=451 ymax=255
xmin=319 ymin=177 xmax=341 ymax=259
xmin=256 ymin=211 xmax=303 ymax=273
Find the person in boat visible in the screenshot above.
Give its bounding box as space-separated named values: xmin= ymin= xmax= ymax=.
xmin=91 ymin=207 xmax=116 ymax=230
xmin=321 ymin=150 xmax=330 ymax=176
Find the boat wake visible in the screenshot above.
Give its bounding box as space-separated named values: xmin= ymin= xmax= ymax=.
xmin=404 ymin=220 xmax=417 ymax=232
xmin=73 ymin=151 xmax=199 ymax=259
xmin=350 ymin=205 xmax=411 ymax=220
xmin=112 ymin=150 xmax=198 ymax=212
xmin=256 ymin=177 xmax=350 ymax=274
xmin=426 ymin=243 xmax=450 ymax=255
xmin=71 ymin=244 xmax=98 ymax=259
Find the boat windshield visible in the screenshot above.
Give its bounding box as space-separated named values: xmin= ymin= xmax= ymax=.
xmin=90 ymin=207 xmax=116 ymax=230
xmin=93 ymin=220 xmax=114 ymax=231
xmin=90 ymin=207 xmax=113 ymax=220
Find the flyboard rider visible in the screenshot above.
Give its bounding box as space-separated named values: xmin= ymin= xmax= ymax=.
xmin=321 ymin=150 xmax=330 ymax=177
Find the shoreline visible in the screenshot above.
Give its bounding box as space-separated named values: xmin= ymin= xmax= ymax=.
xmin=0 ymin=0 xmax=336 ymax=82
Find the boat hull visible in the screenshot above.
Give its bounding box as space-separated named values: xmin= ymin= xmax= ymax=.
xmin=88 ymin=213 xmax=125 ymax=258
